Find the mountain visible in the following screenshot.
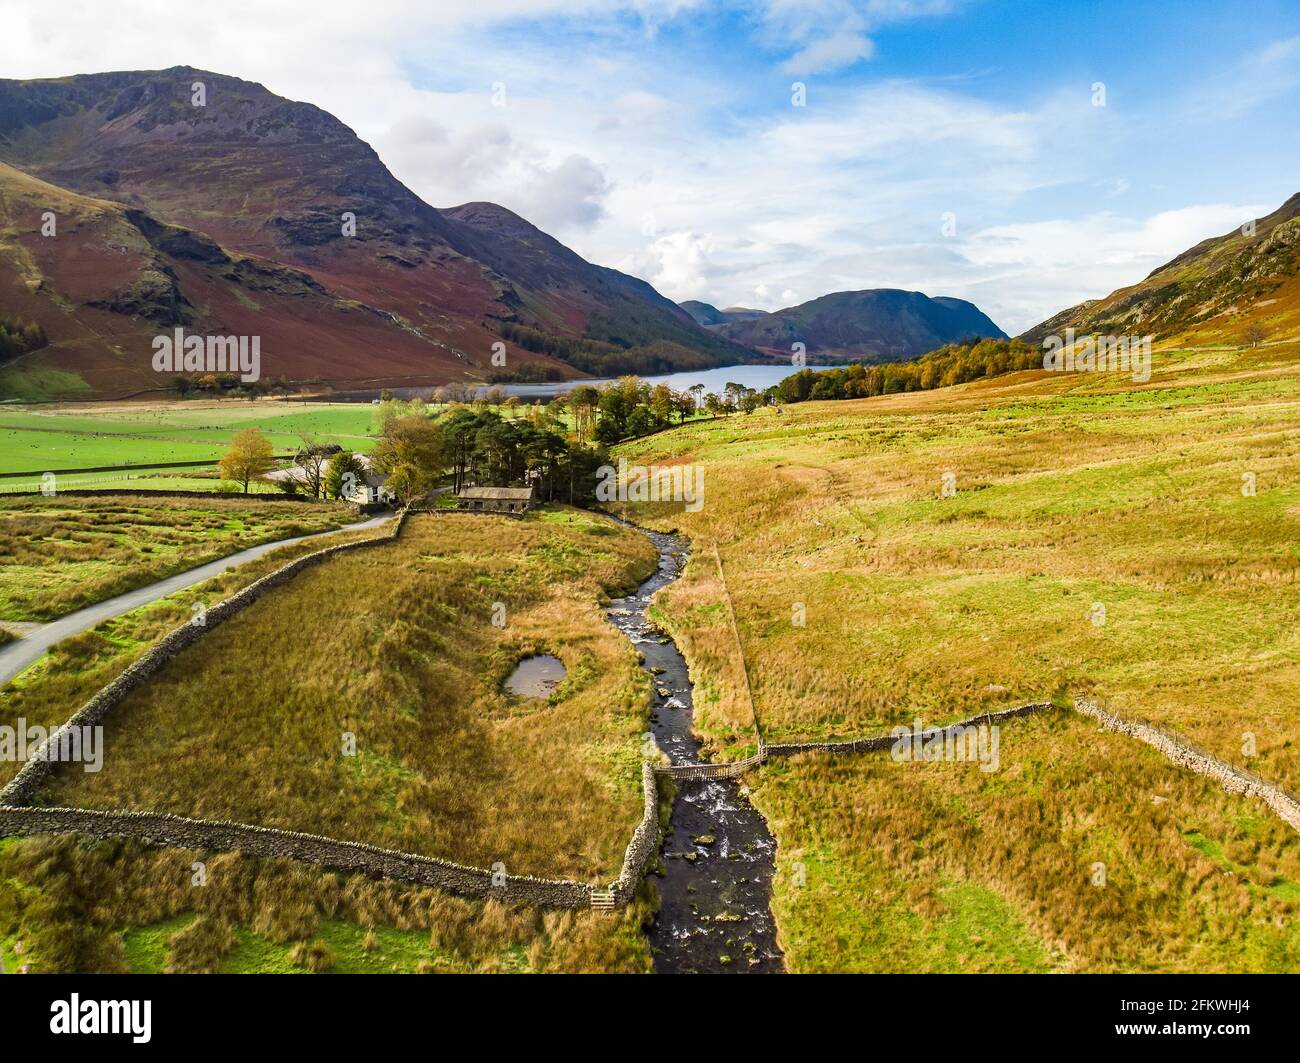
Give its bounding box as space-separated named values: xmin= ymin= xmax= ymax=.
xmin=680 ymin=300 xmax=768 ymax=327
xmin=1022 ymin=193 xmax=1300 ymax=345
xmin=680 ymin=300 xmax=727 ymax=326
xmin=0 ymin=67 xmax=754 ymax=399
xmin=712 ymin=289 xmax=1006 ymax=361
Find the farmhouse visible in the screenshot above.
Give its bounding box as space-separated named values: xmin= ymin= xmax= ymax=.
xmin=456 ymin=485 xmax=536 ymax=514
xmin=264 ymin=454 xmax=390 ymax=504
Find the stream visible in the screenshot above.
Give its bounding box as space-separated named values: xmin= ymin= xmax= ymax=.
xmin=605 ymin=525 xmax=784 ymax=974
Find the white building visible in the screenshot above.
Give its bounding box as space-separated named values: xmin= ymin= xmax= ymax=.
xmin=264 ymin=453 xmax=391 ymax=504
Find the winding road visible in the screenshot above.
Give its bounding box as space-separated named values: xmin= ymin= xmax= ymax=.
xmin=0 ymin=512 xmax=394 ymax=687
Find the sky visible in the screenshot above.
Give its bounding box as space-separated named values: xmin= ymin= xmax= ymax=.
xmin=5 ymin=0 xmax=1300 ymax=334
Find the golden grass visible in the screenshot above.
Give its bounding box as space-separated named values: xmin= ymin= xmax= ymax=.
xmin=0 ymin=494 xmax=348 ymax=622
xmin=0 ymin=835 xmax=652 ymax=973
xmin=43 ymin=510 xmax=660 ymax=883
xmin=754 ymin=711 xmax=1300 ymax=972
xmin=0 ymin=523 xmax=387 ymax=790
xmin=614 ymin=342 xmax=1300 ymax=971
xmin=616 ymin=348 xmax=1300 ymax=785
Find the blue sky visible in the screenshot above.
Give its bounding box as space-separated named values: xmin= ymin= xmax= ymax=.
xmin=7 ymin=0 xmax=1300 ymax=332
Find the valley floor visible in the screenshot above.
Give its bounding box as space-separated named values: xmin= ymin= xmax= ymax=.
xmin=1 ymin=508 xmax=659 ymax=973
xmin=615 ymin=341 xmax=1300 ymax=971
xmin=2 ymin=342 xmax=1299 ymax=973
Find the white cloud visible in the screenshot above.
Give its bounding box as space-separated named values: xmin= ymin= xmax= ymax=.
xmin=783 ymin=30 xmax=875 ymax=74
xmin=620 ymin=232 xmax=716 ymax=298
xmin=956 ymin=203 xmax=1267 ymax=331
xmin=520 ymin=154 xmax=611 ymax=230
xmin=759 ymin=0 xmax=956 ymax=74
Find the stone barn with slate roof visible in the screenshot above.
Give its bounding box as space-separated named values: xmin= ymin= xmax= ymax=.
xmin=456 ymin=485 xmax=536 ymax=514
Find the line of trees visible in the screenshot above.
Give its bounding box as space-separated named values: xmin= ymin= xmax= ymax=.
xmin=772 ymin=338 xmax=1043 ymax=403
xmin=217 ymin=374 xmax=767 ymax=502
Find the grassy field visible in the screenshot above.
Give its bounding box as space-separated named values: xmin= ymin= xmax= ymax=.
xmin=0 ymin=469 xmax=289 ymax=495
xmin=0 ymin=835 xmax=652 ymax=973
xmin=0 ymin=518 xmax=391 ymax=789
xmin=758 ymin=711 xmax=1300 ymax=972
xmin=613 ymin=340 xmax=1300 ymax=971
xmin=40 ymin=510 xmax=660 ymax=882
xmin=0 ymin=401 xmax=380 ymax=475
xmin=0 ymin=506 xmax=660 ymax=973
xmin=0 ymin=494 xmax=349 ymax=622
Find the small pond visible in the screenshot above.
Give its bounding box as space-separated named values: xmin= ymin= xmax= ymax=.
xmin=504 ymin=654 xmax=566 ymax=698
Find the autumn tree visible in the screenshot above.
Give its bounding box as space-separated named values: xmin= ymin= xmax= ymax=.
xmin=218 ymin=428 xmax=275 ymax=495
xmin=371 ymin=415 xmax=447 ymax=503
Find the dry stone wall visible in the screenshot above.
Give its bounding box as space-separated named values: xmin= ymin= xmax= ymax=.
xmin=652 ymin=702 xmax=1054 ymax=780
xmin=0 ymin=805 xmax=593 ymax=907
xmin=1074 ymin=697 xmax=1300 ymax=834
xmin=38 ymin=489 xmax=322 ymax=502
xmin=610 ymin=761 xmax=660 ymax=903
xmin=766 ymin=701 xmax=1053 ymax=757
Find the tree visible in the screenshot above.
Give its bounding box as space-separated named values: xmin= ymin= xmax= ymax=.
xmin=324 ymin=451 xmax=367 ymax=500
xmin=1244 ymin=324 xmax=1268 ymax=348
xmin=294 ymin=437 xmax=340 ymax=499
xmin=218 ymin=428 xmax=274 ymax=495
xmin=688 ymin=383 xmax=706 ymax=410
xmin=371 ymin=415 xmax=447 ymax=502
xmin=569 ymin=385 xmax=599 ymax=444
xmin=650 ymin=384 xmax=674 ymax=424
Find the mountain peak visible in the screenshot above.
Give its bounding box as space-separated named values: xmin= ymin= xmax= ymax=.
xmin=706 ymin=288 xmax=1004 ymax=361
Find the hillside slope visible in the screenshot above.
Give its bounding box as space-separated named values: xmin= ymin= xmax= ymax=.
xmin=0 ymin=68 xmax=751 ymax=398
xmin=680 ymin=300 xmax=767 ymax=327
xmin=1022 ymin=193 xmax=1300 ymax=345
xmin=0 ymin=161 xmax=496 ymax=398
xmin=715 ymin=289 xmax=1006 ymax=361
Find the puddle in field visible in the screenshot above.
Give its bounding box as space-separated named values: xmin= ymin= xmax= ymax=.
xmin=504 ymin=654 xmax=566 ymax=698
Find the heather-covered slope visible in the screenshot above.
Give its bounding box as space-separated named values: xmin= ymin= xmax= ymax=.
xmin=1022 ymin=193 xmax=1300 ymax=345
xmin=0 ymin=68 xmax=752 ymax=397
xmin=0 ymin=161 xmax=481 ymax=398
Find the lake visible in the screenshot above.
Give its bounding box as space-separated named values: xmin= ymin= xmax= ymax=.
xmin=315 ymin=363 xmax=846 ymax=403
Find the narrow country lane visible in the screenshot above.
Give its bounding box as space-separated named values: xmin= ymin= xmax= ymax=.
xmin=0 ymin=511 xmax=395 ymax=688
